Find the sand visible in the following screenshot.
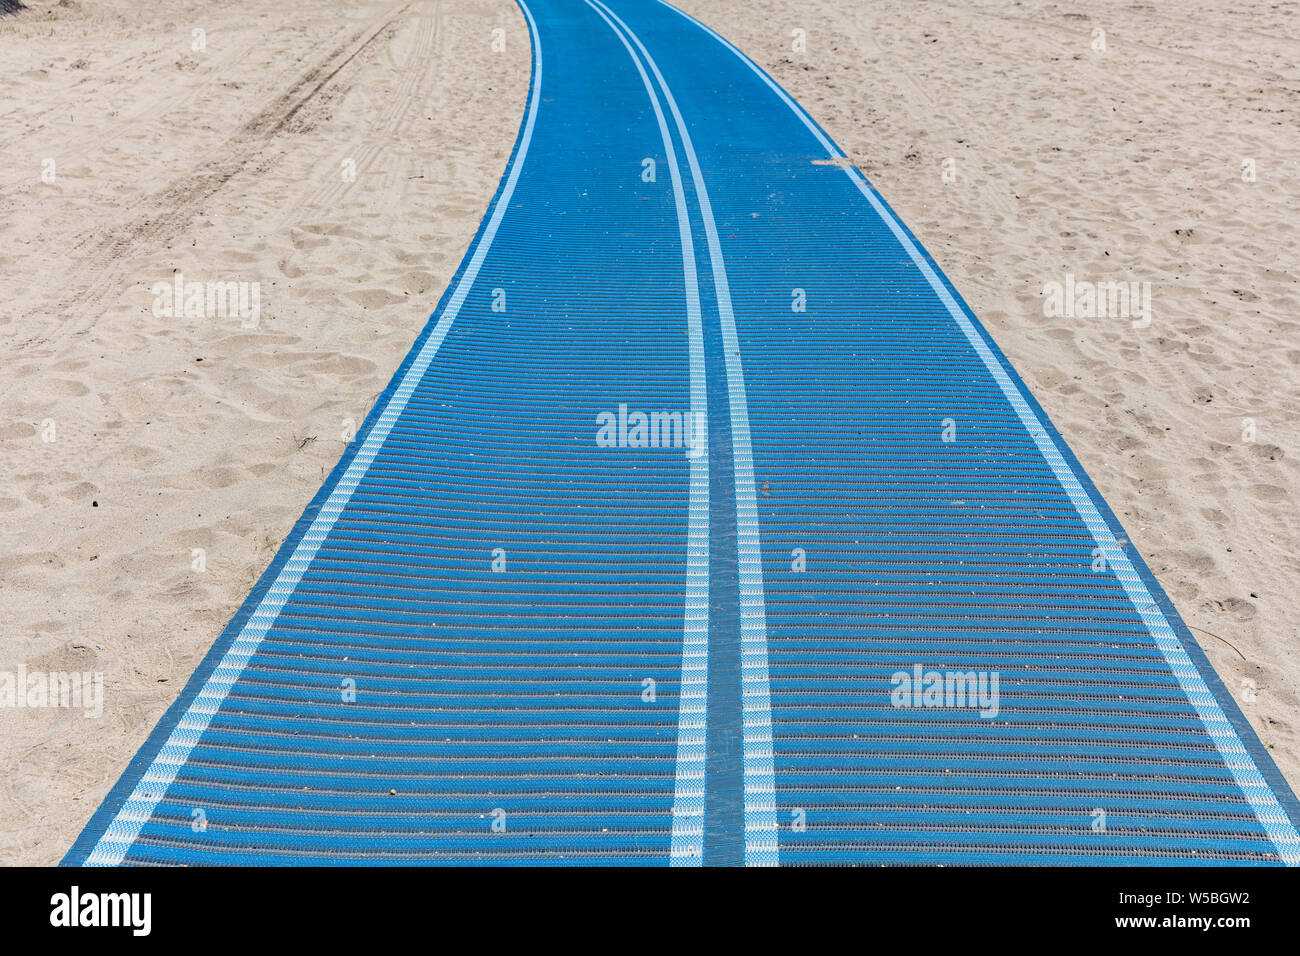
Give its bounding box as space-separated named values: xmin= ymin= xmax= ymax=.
xmin=1 ymin=0 xmax=1297 ymax=864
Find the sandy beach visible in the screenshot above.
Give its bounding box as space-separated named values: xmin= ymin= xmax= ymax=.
xmin=1 ymin=0 xmax=1297 ymax=864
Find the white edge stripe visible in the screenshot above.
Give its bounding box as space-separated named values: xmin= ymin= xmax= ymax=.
xmin=593 ymin=0 xmax=778 ymax=867
xmin=581 ymin=0 xmax=710 ymax=867
xmin=83 ymin=1 xmax=548 ymax=866
xmin=655 ymin=0 xmax=1300 ymax=865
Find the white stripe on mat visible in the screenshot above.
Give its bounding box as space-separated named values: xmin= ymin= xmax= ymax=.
xmin=591 ymin=0 xmax=779 ymax=868
xmin=582 ymin=0 xmax=711 ymax=866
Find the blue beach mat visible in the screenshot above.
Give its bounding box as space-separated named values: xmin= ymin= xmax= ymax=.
xmin=64 ymin=0 xmax=1300 ymax=866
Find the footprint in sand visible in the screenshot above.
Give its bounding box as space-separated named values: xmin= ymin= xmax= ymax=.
xmin=346 ymin=288 xmax=406 ymax=310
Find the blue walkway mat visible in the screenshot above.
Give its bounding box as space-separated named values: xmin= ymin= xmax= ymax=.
xmin=65 ymin=0 xmax=1300 ymax=866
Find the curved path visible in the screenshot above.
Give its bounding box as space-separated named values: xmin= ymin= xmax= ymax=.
xmin=66 ymin=0 xmax=1300 ymax=866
